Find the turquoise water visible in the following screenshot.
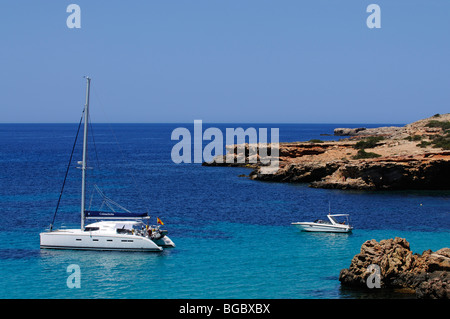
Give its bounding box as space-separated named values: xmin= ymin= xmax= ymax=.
xmin=0 ymin=124 xmax=449 ymax=299
xmin=0 ymin=224 xmax=448 ymax=299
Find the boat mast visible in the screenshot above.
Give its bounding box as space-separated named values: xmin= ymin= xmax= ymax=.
xmin=81 ymin=76 xmax=91 ymax=230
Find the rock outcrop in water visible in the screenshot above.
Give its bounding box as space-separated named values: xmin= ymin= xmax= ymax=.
xmin=203 ymin=114 xmax=450 ymax=190
xmin=339 ymin=237 xmax=450 ymax=299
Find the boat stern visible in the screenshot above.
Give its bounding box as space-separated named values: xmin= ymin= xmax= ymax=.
xmin=153 ymin=235 xmax=176 ymax=248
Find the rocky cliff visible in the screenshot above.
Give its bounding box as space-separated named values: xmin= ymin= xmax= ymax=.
xmin=339 ymin=237 xmax=450 ymax=299
xmin=203 ymin=114 xmax=450 ymax=190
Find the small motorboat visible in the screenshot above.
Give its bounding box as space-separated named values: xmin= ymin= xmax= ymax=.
xmin=291 ymin=214 xmax=353 ymax=233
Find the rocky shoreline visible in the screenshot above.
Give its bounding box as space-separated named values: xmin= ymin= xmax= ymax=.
xmin=203 ymin=114 xmax=450 ymax=190
xmin=202 ymin=116 xmax=450 ymax=299
xmin=339 ymin=237 xmax=449 ymax=299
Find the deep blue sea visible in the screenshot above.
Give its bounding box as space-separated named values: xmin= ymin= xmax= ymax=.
xmin=0 ymin=123 xmax=449 ymax=299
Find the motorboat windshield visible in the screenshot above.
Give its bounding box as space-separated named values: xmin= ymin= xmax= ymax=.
xmin=327 ymin=214 xmax=350 ymax=225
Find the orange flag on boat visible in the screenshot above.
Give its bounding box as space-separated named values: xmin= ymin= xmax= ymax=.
xmin=157 ymin=217 xmax=164 ymax=225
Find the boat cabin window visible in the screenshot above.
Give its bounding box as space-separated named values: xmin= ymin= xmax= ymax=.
xmin=114 ymin=222 xmax=147 ymax=235
xmin=84 ymin=227 xmax=99 ymax=231
xmin=133 ymin=223 xmax=146 ymax=230
xmin=116 ymin=228 xmax=133 ymax=235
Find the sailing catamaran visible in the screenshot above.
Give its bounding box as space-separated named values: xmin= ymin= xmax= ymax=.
xmin=40 ymin=77 xmax=175 ymax=252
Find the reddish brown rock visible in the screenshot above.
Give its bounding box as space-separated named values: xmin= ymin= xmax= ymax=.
xmin=339 ymin=238 xmax=450 ymax=298
xmin=203 ymin=114 xmax=450 ymax=190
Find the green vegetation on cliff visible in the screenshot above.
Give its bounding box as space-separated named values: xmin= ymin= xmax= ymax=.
xmin=352 ymin=149 xmax=382 ymax=159
xmin=354 ymin=136 xmax=384 ymax=149
xmin=425 ymin=120 xmax=450 ymax=131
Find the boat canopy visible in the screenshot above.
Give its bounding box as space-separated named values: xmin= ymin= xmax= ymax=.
xmin=85 ymin=210 xmax=150 ymax=220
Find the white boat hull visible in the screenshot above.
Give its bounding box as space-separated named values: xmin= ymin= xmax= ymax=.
xmin=153 ymin=236 xmax=176 ymax=248
xmin=40 ymin=230 xmax=165 ymax=252
xmin=291 ymin=222 xmax=352 ymax=233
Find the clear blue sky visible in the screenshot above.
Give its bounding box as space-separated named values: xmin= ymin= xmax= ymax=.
xmin=1 ymin=1 xmax=449 ymax=123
